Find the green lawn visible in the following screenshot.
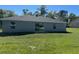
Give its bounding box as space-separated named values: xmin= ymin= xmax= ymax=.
xmin=0 ymin=28 xmax=79 ymax=54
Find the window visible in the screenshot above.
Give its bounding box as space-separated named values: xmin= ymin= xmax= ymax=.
xmin=11 ymin=21 xmax=15 ymax=25
xmin=35 ymin=23 xmax=43 ymax=27
xmin=10 ymin=21 xmax=16 ymax=29
xmin=35 ymin=23 xmax=44 ymax=32
xmin=53 ymin=24 xmax=56 ymax=29
xmin=10 ymin=26 xmax=15 ymax=29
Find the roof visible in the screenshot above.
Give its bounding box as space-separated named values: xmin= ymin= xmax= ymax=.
xmin=0 ymin=15 xmax=66 ymax=23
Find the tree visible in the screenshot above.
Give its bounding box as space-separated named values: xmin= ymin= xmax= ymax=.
xmin=27 ymin=12 xmax=32 ymax=15
xmin=68 ymin=13 xmax=77 ymax=24
xmin=23 ymin=9 xmax=29 ymax=15
xmin=58 ymin=10 xmax=68 ymax=22
xmin=0 ymin=9 xmax=16 ymax=18
xmin=38 ymin=5 xmax=47 ymax=16
xmin=6 ymin=10 xmax=16 ymax=17
xmin=47 ymin=11 xmax=55 ymax=19
xmin=58 ymin=10 xmax=68 ymax=17
xmin=0 ymin=9 xmax=6 ymax=18
xmin=69 ymin=13 xmax=77 ymax=21
xmin=0 ymin=9 xmax=16 ymax=28
xmin=33 ymin=11 xmax=40 ymax=16
xmin=67 ymin=13 xmax=77 ymax=27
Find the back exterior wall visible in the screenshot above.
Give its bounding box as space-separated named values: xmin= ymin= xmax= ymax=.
xmin=2 ymin=20 xmax=35 ymax=33
xmin=44 ymin=22 xmax=66 ymax=32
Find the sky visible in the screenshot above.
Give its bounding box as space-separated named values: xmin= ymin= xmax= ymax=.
xmin=0 ymin=5 xmax=79 ymax=16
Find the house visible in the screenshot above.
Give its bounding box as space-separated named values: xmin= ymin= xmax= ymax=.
xmin=70 ymin=18 xmax=79 ymax=28
xmin=0 ymin=15 xmax=66 ymax=33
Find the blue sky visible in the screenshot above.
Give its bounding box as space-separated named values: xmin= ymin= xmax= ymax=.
xmin=0 ymin=5 xmax=79 ymax=16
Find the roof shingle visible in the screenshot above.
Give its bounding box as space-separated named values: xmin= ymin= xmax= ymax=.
xmin=0 ymin=15 xmax=66 ymax=23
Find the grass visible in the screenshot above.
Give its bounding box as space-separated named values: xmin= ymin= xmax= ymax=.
xmin=0 ymin=28 xmax=79 ymax=54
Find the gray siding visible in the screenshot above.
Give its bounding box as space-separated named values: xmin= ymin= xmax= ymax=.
xmin=2 ymin=20 xmax=35 ymax=33
xmin=44 ymin=22 xmax=66 ymax=32
xmin=70 ymin=20 xmax=79 ymax=28
xmin=70 ymin=22 xmax=79 ymax=28
xmin=55 ymin=23 xmax=66 ymax=32
xmin=2 ymin=20 xmax=66 ymax=33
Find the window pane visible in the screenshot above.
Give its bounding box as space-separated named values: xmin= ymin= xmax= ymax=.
xmin=53 ymin=24 xmax=56 ymax=29
xmin=10 ymin=26 xmax=15 ymax=29
xmin=11 ymin=22 xmax=15 ymax=25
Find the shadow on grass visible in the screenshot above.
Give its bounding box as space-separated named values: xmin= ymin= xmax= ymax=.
xmin=0 ymin=31 xmax=72 ymax=37
xmin=48 ymin=31 xmax=72 ymax=33
xmin=0 ymin=32 xmax=35 ymax=37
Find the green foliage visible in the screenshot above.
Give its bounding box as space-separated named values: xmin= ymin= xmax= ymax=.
xmin=38 ymin=5 xmax=47 ymax=16
xmin=22 ymin=9 xmax=29 ymax=15
xmin=66 ymin=13 xmax=77 ymax=27
xmin=33 ymin=11 xmax=40 ymax=16
xmin=27 ymin=12 xmax=32 ymax=16
xmin=69 ymin=13 xmax=77 ymax=20
xmin=47 ymin=11 xmax=55 ymax=19
xmin=8 ymin=11 xmax=16 ymax=17
xmin=0 ymin=9 xmax=5 ymax=18
xmin=58 ymin=10 xmax=68 ymax=17
xmin=0 ymin=9 xmax=16 ymax=18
